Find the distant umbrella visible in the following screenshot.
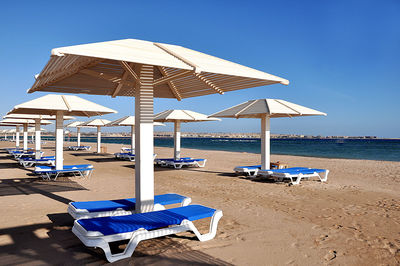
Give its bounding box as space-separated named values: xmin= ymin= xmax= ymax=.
xmin=154 ymin=110 xmax=220 ymax=160
xmin=210 ymin=99 xmax=326 ymax=169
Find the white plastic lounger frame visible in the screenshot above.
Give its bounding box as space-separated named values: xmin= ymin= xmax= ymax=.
xmin=271 ymin=170 xmax=329 ymax=185
xmin=234 ymin=166 xmax=260 ymax=177
xmin=67 ymin=196 xmax=192 ymax=219
xmin=20 ymin=159 xmax=55 ymax=168
xmin=165 ymin=159 xmax=207 ymax=169
xmin=72 ymin=209 xmax=223 ymax=263
xmin=39 ymin=167 xmax=94 ymax=181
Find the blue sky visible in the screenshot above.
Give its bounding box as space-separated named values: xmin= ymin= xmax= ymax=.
xmin=0 ymin=1 xmax=399 ymax=137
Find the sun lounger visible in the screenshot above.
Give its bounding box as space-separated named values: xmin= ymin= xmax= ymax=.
xmin=34 ymin=164 xmax=94 ymax=180
xmin=234 ymin=165 xmax=261 ymax=177
xmin=67 ymin=146 xmax=91 ymax=151
xmin=68 ymin=193 xmax=192 ymax=219
xmin=114 ymin=152 xmax=134 ymax=160
xmin=154 ymin=157 xmax=193 ymax=166
xmin=257 ymin=167 xmax=308 ymax=177
xmin=19 ymin=156 xmax=55 ymax=168
xmin=163 ymin=158 xmax=207 ymax=169
xmin=72 ymin=204 xmax=223 ymax=262
xmin=12 ymin=151 xmax=43 ymax=159
xmin=259 ymin=167 xmax=329 ymax=185
xmin=121 ymin=147 xmax=133 ymax=153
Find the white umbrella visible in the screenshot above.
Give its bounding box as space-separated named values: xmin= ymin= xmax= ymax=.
xmin=107 ymin=116 xmax=165 ymax=152
xmin=7 ymin=94 xmax=116 ymax=169
xmin=28 ymin=38 xmax=288 ymax=213
xmin=154 ymin=110 xmax=220 ymax=160
xmin=210 ymin=99 xmax=327 ymax=169
xmin=80 ymin=119 xmax=111 ymax=153
xmin=0 ymin=118 xmax=52 ymax=151
xmin=65 ymin=121 xmax=85 ymax=147
xmin=4 ymin=113 xmax=74 ymax=159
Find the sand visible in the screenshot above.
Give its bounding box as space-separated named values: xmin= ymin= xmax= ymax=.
xmin=0 ymin=140 xmax=399 ymax=265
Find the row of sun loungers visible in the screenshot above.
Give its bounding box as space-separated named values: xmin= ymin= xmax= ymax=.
xmin=68 ymin=193 xmax=222 ymax=262
xmin=234 ymin=165 xmax=329 ymax=185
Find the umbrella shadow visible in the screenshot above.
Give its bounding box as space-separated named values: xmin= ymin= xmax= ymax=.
xmin=0 ymin=215 xmax=232 ymax=265
xmin=0 ymin=162 xmax=18 ymax=169
xmin=85 ymin=157 xmax=121 ymax=163
xmin=0 ymin=177 xmax=87 ymax=204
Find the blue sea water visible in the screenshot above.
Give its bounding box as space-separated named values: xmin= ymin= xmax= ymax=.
xmin=42 ymin=136 xmax=400 ymax=162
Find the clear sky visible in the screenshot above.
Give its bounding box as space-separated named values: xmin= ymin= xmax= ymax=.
xmin=0 ymin=1 xmax=399 ymax=138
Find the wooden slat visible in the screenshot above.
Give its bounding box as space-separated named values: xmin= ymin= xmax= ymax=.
xmin=192 ymin=73 xmax=224 ymax=94
xmin=112 ymin=63 xmax=133 ymax=97
xmin=153 ymin=70 xmax=192 ymax=86
xmin=153 ymin=43 xmax=198 ymax=72
xmin=157 ymin=66 xmax=182 ymax=100
xmin=120 ymin=61 xmax=140 ymax=84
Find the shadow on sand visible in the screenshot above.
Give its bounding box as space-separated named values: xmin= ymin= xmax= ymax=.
xmin=0 ymin=212 xmax=232 ymax=265
xmin=0 ymin=178 xmax=87 ymax=203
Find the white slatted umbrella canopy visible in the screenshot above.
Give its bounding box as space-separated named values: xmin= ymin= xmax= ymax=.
xmin=106 ymin=116 xmax=165 ymax=152
xmin=0 ymin=118 xmax=52 ymax=151
xmin=79 ymin=119 xmax=111 ymax=153
xmin=210 ymin=99 xmax=327 ymax=169
xmin=154 ymin=110 xmax=220 ymax=160
xmin=4 ymin=113 xmax=74 ymax=158
xmin=7 ymin=94 xmax=116 ymax=169
xmin=28 ymin=38 xmax=289 ymax=213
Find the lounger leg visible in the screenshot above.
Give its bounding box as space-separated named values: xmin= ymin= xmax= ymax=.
xmin=186 ymin=210 xmax=223 ymax=241
xmin=291 ymin=174 xmax=302 ymax=185
xmin=319 ymin=170 xmax=329 ymax=182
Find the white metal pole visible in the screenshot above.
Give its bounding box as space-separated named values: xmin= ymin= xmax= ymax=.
xmin=135 ymin=64 xmax=154 ymax=213
xmin=15 ymin=126 xmax=20 ymax=148
xmin=55 ymin=111 xmax=64 ymax=170
xmin=131 ymin=125 xmax=135 ymax=152
xmin=174 ymin=121 xmax=181 ymax=160
xmin=97 ymin=126 xmax=101 ymax=153
xmin=35 ymin=118 xmax=41 ymax=159
xmin=261 ymin=115 xmax=271 ymax=170
xmin=77 ymin=127 xmax=81 ymax=147
xmin=23 ymin=124 xmax=28 ymax=151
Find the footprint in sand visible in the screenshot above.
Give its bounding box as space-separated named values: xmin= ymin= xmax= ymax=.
xmin=324 ymin=250 xmax=337 ymax=261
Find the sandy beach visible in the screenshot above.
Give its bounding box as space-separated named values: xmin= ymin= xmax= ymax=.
xmin=0 ymin=140 xmax=399 ymax=265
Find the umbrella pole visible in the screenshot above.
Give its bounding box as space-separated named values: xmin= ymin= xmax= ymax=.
xmin=55 ymin=111 xmax=64 ymax=170
xmin=174 ymin=121 xmax=181 ymax=160
xmin=261 ymin=115 xmax=270 ymax=170
xmin=135 ymin=64 xmax=155 ymax=213
xmin=131 ymin=125 xmax=135 ymax=152
xmin=15 ymin=126 xmax=20 ymax=148
xmin=23 ymin=124 xmax=28 ymax=151
xmin=97 ymin=126 xmax=101 ymax=153
xmin=77 ymin=127 xmax=81 ymax=147
xmin=35 ymin=118 xmax=41 ymax=159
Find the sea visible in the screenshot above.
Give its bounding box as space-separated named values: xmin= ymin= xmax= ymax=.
xmin=40 ymin=136 xmax=400 ymax=162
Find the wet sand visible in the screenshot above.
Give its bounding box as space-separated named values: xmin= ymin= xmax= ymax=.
xmin=0 ymin=140 xmax=399 ymax=265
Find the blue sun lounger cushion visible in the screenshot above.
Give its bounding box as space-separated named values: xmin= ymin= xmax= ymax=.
xmin=68 ymin=193 xmax=192 ymax=219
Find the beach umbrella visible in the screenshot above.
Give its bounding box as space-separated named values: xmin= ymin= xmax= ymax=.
xmin=107 ymin=116 xmax=165 ymax=152
xmin=7 ymin=94 xmax=116 ymax=170
xmin=210 ymin=99 xmax=327 ymax=169
xmin=4 ymin=114 xmax=74 ymax=159
xmin=28 ymin=38 xmax=289 ymax=213
xmin=0 ymin=124 xmax=24 ymax=147
xmin=79 ymin=119 xmax=111 ymax=153
xmin=65 ymin=121 xmax=85 ymax=147
xmin=0 ymin=118 xmax=52 ymax=151
xmin=154 ymin=110 xmax=220 ymax=160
